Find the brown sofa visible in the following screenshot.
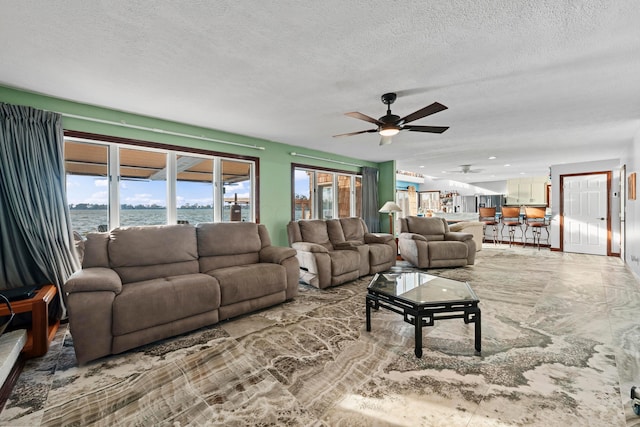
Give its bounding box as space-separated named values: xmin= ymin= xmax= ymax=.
xmin=398 ymin=216 xmax=476 ymax=268
xmin=65 ymin=222 xmax=298 ymax=364
xmin=287 ymin=217 xmax=396 ymax=289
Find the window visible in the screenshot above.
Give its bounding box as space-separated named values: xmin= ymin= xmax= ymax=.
xmin=176 ymin=155 xmax=214 ymax=225
xmin=292 ymin=165 xmax=361 ymax=220
xmin=119 ymin=147 xmax=167 ymax=227
xmin=64 ymin=140 xmax=109 ymax=232
xmin=294 ymin=169 xmax=313 ymax=220
xmin=65 ymin=134 xmax=257 ymax=235
xmin=222 ymin=159 xmax=252 ymax=222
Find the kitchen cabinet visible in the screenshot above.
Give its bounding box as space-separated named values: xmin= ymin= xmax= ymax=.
xmin=506 ymin=176 xmax=548 ymax=205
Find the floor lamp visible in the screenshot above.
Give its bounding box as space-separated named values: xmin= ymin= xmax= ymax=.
xmin=379 ymin=201 xmax=403 ymax=235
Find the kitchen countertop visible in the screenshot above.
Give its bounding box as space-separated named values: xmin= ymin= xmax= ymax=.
xmin=430 ymin=212 xmax=480 ymax=222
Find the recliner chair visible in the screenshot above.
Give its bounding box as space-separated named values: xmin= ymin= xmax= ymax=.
xmin=398 ymin=216 xmax=476 ymax=268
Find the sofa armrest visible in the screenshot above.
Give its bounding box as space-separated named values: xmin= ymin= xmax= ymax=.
xmin=64 ymin=267 xmax=122 ymax=294
xmin=399 ymin=232 xmax=428 ymax=242
xmin=291 ymin=242 xmax=329 ymax=253
xmin=260 ymin=246 xmax=297 ymax=264
xmin=444 ymin=231 xmax=473 ymax=242
xmin=334 ymin=240 xmax=363 ymax=249
xmin=364 ymin=233 xmax=394 ymax=244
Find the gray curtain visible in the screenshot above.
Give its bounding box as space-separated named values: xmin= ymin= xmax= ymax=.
xmin=0 ymin=103 xmax=79 ymax=317
xmin=361 ymin=166 xmax=380 ymax=232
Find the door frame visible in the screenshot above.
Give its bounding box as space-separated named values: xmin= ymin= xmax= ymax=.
xmin=559 ymin=171 xmax=611 ymax=255
xmin=620 ymin=165 xmax=626 ymax=260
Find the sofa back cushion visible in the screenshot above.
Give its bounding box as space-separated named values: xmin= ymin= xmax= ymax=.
xmin=297 ymin=220 xmax=333 ymax=250
xmin=406 ymin=217 xmax=448 ymax=241
xmin=197 ymin=222 xmax=262 ymax=272
xmin=109 ymin=225 xmax=199 ymax=284
xmin=338 ymin=217 xmax=367 ymax=243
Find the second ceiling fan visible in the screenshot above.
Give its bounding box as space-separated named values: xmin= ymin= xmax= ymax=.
xmin=333 ymin=92 xmax=449 ymax=145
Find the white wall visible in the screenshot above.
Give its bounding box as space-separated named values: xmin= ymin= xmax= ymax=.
xmin=549 ymin=159 xmax=621 ymax=253
xmin=623 ymin=130 xmax=640 ymax=277
xmin=469 ymin=180 xmax=508 ymax=195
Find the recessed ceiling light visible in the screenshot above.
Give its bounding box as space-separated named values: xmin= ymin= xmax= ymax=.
xmin=419 ymin=165 xmax=424 ymax=168
xmin=520 ymin=172 xmax=526 ymax=175
xmin=488 ymin=156 xmax=496 ymax=160
xmin=504 ymin=164 xmax=511 ymax=167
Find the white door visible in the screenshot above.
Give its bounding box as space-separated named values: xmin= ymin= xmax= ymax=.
xmin=563 ymin=173 xmax=608 ymax=255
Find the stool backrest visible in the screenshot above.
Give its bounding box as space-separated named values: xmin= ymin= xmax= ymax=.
xmin=524 ymin=207 xmax=546 ymax=219
xmin=479 ymin=207 xmax=496 ymax=220
xmin=501 ymin=207 xmax=521 ymax=220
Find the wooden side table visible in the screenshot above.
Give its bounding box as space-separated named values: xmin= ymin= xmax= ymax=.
xmin=0 ymin=284 xmax=60 ymax=358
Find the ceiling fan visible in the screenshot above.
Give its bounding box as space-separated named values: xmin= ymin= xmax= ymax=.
xmin=333 ymin=92 xmax=449 ymax=146
xmin=443 ymin=164 xmax=483 ymax=174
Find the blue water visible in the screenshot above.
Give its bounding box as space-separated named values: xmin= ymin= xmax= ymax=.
xmin=70 ymin=208 xmax=251 ymax=235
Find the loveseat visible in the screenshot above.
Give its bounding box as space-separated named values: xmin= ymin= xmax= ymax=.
xmin=287 ymin=217 xmax=396 ymax=289
xmin=398 ymin=216 xmax=476 ymax=268
xmin=65 ymin=222 xmax=298 ymax=364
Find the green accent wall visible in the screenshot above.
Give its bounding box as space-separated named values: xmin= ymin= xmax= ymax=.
xmin=377 ymin=161 xmax=397 ymax=234
xmin=1 ymin=85 xmax=390 ymax=246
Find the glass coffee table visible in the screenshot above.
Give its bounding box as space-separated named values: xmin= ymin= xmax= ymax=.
xmin=366 ymin=268 xmax=481 ymax=358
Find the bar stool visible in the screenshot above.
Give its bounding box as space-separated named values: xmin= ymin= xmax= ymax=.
xmin=500 ymin=207 xmax=523 ymax=247
xmin=478 ymin=207 xmax=498 ymax=245
xmin=524 ymin=207 xmax=549 ymax=250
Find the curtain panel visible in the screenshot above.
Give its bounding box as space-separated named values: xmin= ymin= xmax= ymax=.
xmin=361 ymin=166 xmax=380 ymax=232
xmin=0 ymin=103 xmax=79 ymax=317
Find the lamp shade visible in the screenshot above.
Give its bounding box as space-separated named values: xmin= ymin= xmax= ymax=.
xmin=379 ymin=201 xmax=403 ymax=213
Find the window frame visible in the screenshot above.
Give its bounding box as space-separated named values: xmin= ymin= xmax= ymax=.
xmin=64 ymin=130 xmax=259 ymax=232
xmin=291 ymin=163 xmax=361 ymax=221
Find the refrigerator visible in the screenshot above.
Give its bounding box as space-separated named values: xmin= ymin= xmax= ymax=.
xmin=452 ymin=195 xmax=478 ymax=213
xmin=476 ymin=195 xmax=504 ymax=212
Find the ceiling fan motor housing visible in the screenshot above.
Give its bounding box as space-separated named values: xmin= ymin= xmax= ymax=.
xmin=381 ymin=92 xmax=397 ymax=105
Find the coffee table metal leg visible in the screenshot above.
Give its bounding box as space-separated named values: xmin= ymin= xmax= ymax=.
xmin=415 ymin=314 xmax=423 ymax=358
xmin=366 ymin=296 xmax=372 ymax=332
xmin=474 ymin=308 xmax=482 ymax=353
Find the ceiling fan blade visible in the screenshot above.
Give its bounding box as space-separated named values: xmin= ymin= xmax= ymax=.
xmin=404 ymin=125 xmax=449 ymax=134
xmin=332 ymin=129 xmax=377 ymax=138
xmin=399 ymin=102 xmax=448 ymax=124
xmin=379 ymin=135 xmax=393 ymax=146
xmin=345 ymin=112 xmax=383 ymax=126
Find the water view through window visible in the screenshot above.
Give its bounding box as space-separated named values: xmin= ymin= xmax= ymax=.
xmin=65 ymin=139 xmax=255 ymax=235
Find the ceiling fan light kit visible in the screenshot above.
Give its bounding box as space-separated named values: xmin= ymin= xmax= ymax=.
xmin=333 ymin=92 xmax=449 ymax=145
xmin=379 ymin=125 xmax=400 ymax=136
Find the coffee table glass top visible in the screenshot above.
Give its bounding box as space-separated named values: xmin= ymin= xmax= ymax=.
xmin=368 ymin=269 xmax=478 ymax=304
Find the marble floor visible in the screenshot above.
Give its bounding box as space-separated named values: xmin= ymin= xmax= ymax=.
xmin=1 ymin=246 xmax=640 ymax=426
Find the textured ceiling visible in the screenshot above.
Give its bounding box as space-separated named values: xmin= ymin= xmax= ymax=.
xmin=1 ymin=1 xmax=639 ymax=183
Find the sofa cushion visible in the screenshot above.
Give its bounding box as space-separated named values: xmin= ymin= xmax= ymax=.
xmin=338 ymin=217 xmax=366 ymax=243
xmin=196 ymin=222 xmax=262 ymax=256
xmin=112 ymin=273 xmax=220 ymax=336
xmin=197 ymin=223 xmax=262 ymax=271
xmin=109 ymin=225 xmax=200 ymax=283
xmin=298 ymin=220 xmax=333 ymax=250
xmin=407 ymin=217 xmax=446 ymax=241
xmin=428 ymin=241 xmax=468 ymax=261
xmin=210 ymin=264 xmax=287 ymax=306
xmin=329 ymin=250 xmax=360 ymax=276
xmin=109 ymin=225 xmax=198 ymax=267
xmin=369 ymin=243 xmax=394 ymax=266
xmin=115 ymin=261 xmax=201 ymax=285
